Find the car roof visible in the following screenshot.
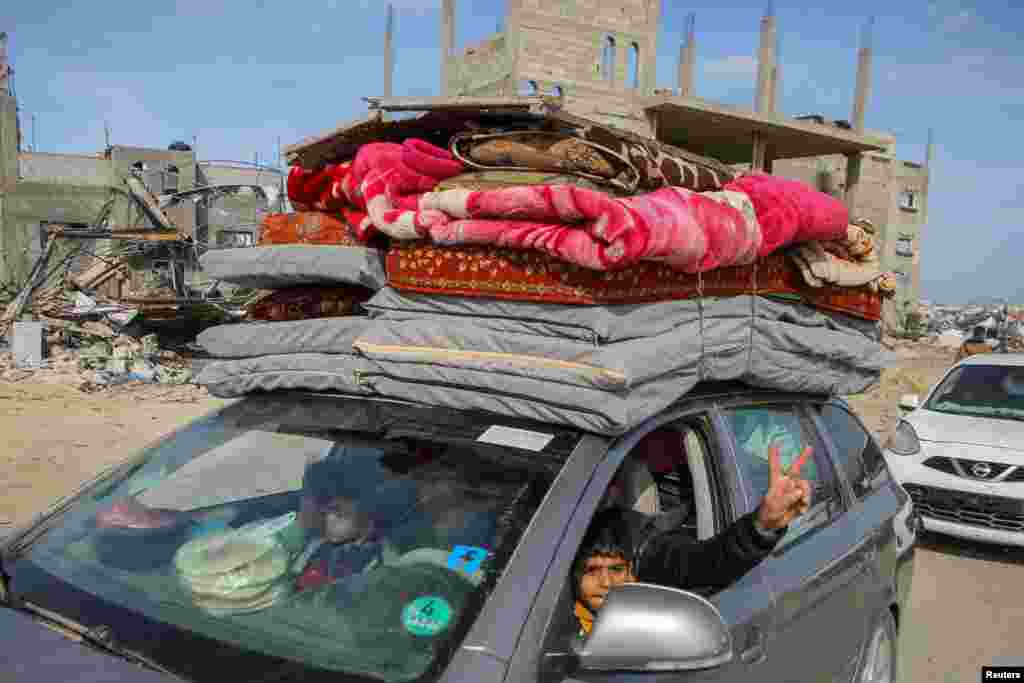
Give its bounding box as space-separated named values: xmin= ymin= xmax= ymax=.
xmin=956 ymin=352 xmax=1024 ymax=367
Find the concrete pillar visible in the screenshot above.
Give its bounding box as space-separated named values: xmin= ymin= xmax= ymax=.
xmin=767 ymin=32 xmax=780 ymax=112
xmin=844 ymin=152 xmax=863 ymax=212
xmin=852 ymin=18 xmax=874 ymax=132
xmin=755 ymin=11 xmax=776 ymax=113
xmin=0 ymin=32 xmax=9 ymax=93
xmin=678 ymin=13 xmax=696 ymax=97
xmin=441 ymin=0 xmax=456 ymax=96
xmin=383 ymin=4 xmax=395 ymax=99
xmin=752 ymin=133 xmax=768 ymax=172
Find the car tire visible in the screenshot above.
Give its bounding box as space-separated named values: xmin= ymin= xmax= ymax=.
xmin=855 ymin=610 xmax=897 ymax=683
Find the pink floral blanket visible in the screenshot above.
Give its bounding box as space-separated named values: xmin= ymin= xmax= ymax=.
xmin=288 ymin=139 xmax=849 ymax=272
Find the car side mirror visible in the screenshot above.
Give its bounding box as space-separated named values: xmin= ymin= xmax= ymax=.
xmin=899 ymin=394 xmax=920 ymax=411
xmin=573 ymin=582 xmax=733 ymax=672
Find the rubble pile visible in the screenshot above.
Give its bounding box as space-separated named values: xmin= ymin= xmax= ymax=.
xmin=1 ymin=320 xmax=200 ymax=396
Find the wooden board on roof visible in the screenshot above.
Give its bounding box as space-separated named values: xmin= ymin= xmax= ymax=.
xmin=282 ymin=94 xmax=733 ymax=182
xmin=546 ymin=108 xmax=734 ymax=178
xmin=284 ymin=96 xmax=553 ymax=169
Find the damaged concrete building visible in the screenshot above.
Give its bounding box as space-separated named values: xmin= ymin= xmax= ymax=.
xmin=433 ymin=0 xmax=930 ymax=329
xmin=0 ymin=32 xmax=284 ymax=308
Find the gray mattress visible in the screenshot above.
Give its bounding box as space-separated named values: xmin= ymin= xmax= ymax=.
xmin=363 ymin=287 xmax=880 ymax=344
xmin=199 ymin=245 xmax=387 ymax=290
xmin=195 ymin=295 xmax=893 ymax=436
xmin=197 ymin=317 xmax=372 ymax=359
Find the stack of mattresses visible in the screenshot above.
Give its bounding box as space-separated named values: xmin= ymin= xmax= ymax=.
xmin=195 ymin=253 xmax=890 ymax=435
xmin=194 ymin=109 xmax=894 ymax=436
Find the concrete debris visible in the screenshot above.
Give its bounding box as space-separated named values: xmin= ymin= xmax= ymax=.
xmin=0 ymin=321 xmax=200 ymax=394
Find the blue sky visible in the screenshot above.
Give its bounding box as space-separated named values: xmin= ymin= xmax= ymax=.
xmin=2 ymin=0 xmax=1022 ymax=304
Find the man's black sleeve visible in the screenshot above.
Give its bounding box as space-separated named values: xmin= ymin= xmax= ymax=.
xmin=633 ymin=511 xmax=782 ymax=593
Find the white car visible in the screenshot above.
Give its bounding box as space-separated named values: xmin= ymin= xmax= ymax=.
xmin=883 ymin=353 xmax=1024 ymax=546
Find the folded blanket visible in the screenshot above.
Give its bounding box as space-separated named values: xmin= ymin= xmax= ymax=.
xmin=286 ymin=140 xmax=849 ymax=273
xmin=790 ymin=242 xmax=889 ymax=290
xmin=434 ymin=170 xmax=614 ymax=194
xmin=247 ymin=286 xmax=372 ymax=322
xmin=259 ymin=211 xmax=367 ymax=246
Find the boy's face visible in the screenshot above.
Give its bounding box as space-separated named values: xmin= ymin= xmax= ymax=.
xmin=578 ymin=553 xmax=635 ymax=612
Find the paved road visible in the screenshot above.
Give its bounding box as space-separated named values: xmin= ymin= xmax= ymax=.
xmin=897 ymin=530 xmax=1024 ymax=682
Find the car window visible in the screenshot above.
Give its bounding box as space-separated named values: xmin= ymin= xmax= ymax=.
xmin=815 ymin=403 xmax=887 ymax=498
xmin=619 ymin=420 xmax=716 ymax=541
xmin=721 ymin=405 xmax=842 ymax=548
xmin=925 ymin=364 xmax=1024 ymax=420
xmin=13 ymin=397 xmax=562 ymax=683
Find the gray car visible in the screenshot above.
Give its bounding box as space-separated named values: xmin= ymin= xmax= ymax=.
xmin=0 ymin=383 xmax=917 ymax=683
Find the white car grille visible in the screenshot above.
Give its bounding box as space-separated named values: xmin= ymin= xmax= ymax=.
xmin=904 ymin=484 xmax=1024 ymax=532
xmin=922 ymin=456 xmax=1024 ymax=482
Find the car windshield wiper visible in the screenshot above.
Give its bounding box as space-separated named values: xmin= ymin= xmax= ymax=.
xmin=14 ymin=600 xmax=185 ymax=680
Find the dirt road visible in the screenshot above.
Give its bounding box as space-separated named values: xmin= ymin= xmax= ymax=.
xmin=2 ymin=343 xmax=1020 ymax=681
xmin=0 ymin=381 xmax=227 ymax=531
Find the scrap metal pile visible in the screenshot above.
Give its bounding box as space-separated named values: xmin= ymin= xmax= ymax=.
xmin=193 ymin=98 xmax=897 ymax=434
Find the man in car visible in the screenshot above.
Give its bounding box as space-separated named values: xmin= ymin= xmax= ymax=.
xmin=956 ymin=325 xmax=991 ymax=362
xmin=570 ymin=434 xmax=812 ymax=638
xmin=294 ymin=440 xmax=422 ymax=590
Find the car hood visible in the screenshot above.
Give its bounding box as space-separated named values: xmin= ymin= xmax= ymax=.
xmin=0 ymin=607 xmax=178 ymax=682
xmin=909 ymin=409 xmax=1024 ymax=451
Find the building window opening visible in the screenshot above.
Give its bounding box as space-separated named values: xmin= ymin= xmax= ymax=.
xmin=519 ymin=79 xmax=539 ymax=96
xmin=550 ymin=84 xmax=564 ymax=98
xmin=165 ymin=165 xmax=180 ymax=193
xmin=601 ymin=36 xmax=616 ymax=81
xmin=895 ymin=237 xmax=914 ymax=257
xmin=628 ymin=42 xmax=640 ymax=89
xmin=899 ymin=189 xmax=918 ymax=210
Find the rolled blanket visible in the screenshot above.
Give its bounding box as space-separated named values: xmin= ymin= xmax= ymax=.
xmin=417 ymin=184 xmax=761 ymax=272
xmin=725 ymin=173 xmax=849 ymax=257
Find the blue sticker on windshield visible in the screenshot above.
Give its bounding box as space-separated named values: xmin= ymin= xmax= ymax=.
xmin=447 ymin=545 xmax=488 ymax=575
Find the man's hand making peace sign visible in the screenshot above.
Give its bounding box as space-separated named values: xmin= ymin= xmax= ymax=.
xmin=756 ymin=443 xmax=814 ymax=532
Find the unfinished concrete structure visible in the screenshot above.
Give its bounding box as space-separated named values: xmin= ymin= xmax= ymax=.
xmin=432 ymin=2 xmax=928 ymax=326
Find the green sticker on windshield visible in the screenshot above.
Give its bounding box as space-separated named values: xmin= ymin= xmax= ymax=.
xmin=401 ymin=596 xmax=452 ymax=637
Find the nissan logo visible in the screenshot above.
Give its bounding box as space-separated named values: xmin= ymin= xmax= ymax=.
xmin=971 ymin=462 xmax=993 ymax=478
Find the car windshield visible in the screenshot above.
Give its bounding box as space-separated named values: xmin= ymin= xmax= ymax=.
xmin=6 ymin=394 xmax=574 ymax=683
xmin=924 ymin=364 xmax=1024 ymax=421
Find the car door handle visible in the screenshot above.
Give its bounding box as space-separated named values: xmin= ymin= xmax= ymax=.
xmin=739 ymin=627 xmax=767 ymax=664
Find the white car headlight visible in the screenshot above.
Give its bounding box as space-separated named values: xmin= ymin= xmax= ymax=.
xmin=886 ymin=420 xmax=921 ymax=456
